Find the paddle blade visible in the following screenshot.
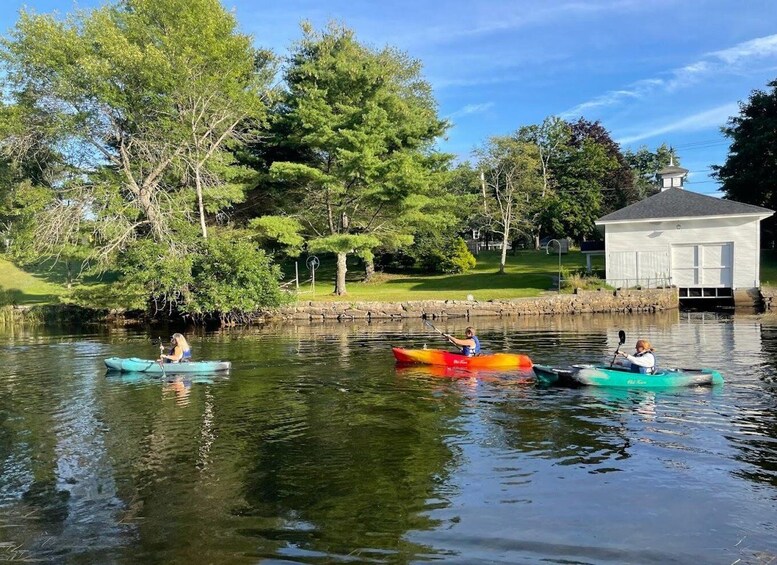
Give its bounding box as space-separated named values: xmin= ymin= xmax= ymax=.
xmin=618 ymin=330 xmax=626 ymax=346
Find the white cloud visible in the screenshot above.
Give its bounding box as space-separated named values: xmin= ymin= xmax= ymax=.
xmin=563 ymin=33 xmax=777 ymax=115
xmin=447 ymin=102 xmax=495 ymax=118
xmin=615 ymin=102 xmax=739 ymax=145
xmin=709 ymin=34 xmax=777 ymax=65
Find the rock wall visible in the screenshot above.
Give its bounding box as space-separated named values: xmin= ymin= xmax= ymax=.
xmin=268 ymin=288 xmax=679 ymax=322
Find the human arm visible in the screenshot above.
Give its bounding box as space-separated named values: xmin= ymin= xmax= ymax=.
xmin=621 ymin=352 xmax=654 ymax=368
xmin=162 ymin=345 xmax=184 ymax=362
xmin=444 ymin=334 xmax=475 ymax=350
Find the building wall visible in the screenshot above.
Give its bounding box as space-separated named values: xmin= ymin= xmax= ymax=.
xmin=601 ymin=216 xmax=762 ymax=289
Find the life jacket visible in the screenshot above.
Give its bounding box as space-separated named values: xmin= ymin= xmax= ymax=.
xmin=167 ymin=346 xmax=192 ymax=363
xmin=630 ymin=351 xmax=656 ymax=374
xmin=462 ymin=336 xmax=481 ymax=357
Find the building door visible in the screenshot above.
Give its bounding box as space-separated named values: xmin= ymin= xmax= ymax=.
xmin=671 ymin=243 xmax=732 ymax=287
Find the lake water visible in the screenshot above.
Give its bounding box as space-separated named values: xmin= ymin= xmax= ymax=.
xmin=0 ymin=311 xmax=775 ymax=564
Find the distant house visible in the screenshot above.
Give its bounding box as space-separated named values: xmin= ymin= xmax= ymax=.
xmin=595 ymin=162 xmax=773 ymax=302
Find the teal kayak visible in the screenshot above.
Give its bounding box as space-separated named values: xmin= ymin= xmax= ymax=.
xmin=534 ymin=364 xmax=723 ymax=388
xmin=104 ymin=357 xmax=231 ymax=374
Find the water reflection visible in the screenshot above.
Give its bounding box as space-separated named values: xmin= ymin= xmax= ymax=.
xmin=0 ymin=313 xmax=775 ymax=562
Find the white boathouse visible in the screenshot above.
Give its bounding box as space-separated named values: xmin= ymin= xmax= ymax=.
xmin=595 ymin=163 xmax=773 ymax=303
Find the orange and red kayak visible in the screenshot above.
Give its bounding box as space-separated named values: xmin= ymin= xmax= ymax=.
xmin=392 ymin=347 xmax=533 ymax=369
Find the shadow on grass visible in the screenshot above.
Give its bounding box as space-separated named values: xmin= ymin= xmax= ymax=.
xmin=384 ymin=272 xmax=553 ymax=292
xmin=1 ymin=287 xmax=61 ymax=305
xmin=20 ymin=258 xmax=120 ymax=286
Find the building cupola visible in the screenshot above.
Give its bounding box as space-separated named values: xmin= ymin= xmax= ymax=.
xmin=655 ymin=153 xmax=688 ymax=191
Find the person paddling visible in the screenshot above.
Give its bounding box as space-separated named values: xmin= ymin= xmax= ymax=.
xmin=616 ymin=339 xmax=656 ymax=374
xmin=158 ymin=333 xmax=192 ymax=363
xmin=443 ymin=327 xmax=481 ymax=357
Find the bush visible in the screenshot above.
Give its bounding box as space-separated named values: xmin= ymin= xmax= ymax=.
xmin=381 ymin=231 xmax=476 ymax=274
xmin=560 ymin=267 xmax=610 ymax=291
xmin=184 ymin=238 xmax=290 ymax=324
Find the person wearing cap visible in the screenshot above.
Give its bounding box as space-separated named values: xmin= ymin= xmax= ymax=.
xmin=443 ymin=327 xmax=481 ymax=357
xmin=158 ymin=333 xmax=192 ymax=363
xmin=616 ymin=339 xmax=656 ymax=374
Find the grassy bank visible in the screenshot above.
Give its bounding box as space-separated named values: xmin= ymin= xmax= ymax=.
xmin=284 ymin=249 xmax=601 ymax=302
xmin=4 ymin=249 xmax=777 ymax=307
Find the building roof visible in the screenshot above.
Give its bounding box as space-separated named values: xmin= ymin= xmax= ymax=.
xmin=656 ymin=164 xmax=688 ymax=176
xmin=596 ymin=188 xmax=774 ymax=224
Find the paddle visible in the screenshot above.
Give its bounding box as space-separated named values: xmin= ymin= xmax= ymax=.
xmin=610 ymin=329 xmax=626 ymax=367
xmin=423 ymin=319 xmax=459 ymax=351
xmin=157 ymin=336 xmax=166 ymax=377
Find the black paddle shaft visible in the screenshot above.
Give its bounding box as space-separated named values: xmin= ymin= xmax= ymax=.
xmin=610 ymin=330 xmax=627 ymax=367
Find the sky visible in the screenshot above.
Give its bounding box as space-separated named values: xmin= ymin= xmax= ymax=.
xmin=2 ymin=0 xmax=777 ymax=196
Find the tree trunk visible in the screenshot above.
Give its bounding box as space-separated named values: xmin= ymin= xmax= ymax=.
xmin=499 ymin=230 xmax=510 ymax=274
xmin=363 ymin=256 xmax=375 ymax=283
xmin=195 ymin=166 xmax=208 ymax=239
xmin=335 ymin=252 xmax=348 ymax=295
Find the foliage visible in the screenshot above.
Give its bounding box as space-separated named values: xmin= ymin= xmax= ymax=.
xmin=475 ymin=136 xmax=543 ymax=273
xmin=265 ymin=22 xmax=448 ymax=295
xmin=713 ymin=79 xmax=777 ymax=245
xmin=560 ymin=266 xmax=609 ymax=292
xmin=623 ymin=143 xmax=675 ymax=200
xmin=412 ymin=232 xmax=476 ymax=274
xmin=249 ymin=216 xmax=305 ymax=257
xmin=0 ymin=0 xmax=274 ymax=294
xmin=185 ymin=237 xmax=288 ymax=324
xmin=568 ymin=118 xmax=635 ymax=216
xmin=548 ymin=136 xmax=617 ymax=242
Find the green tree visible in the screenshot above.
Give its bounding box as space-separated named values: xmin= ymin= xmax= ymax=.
xmin=0 ymin=0 xmax=274 ymax=308
xmin=476 ymin=137 xmax=543 ymax=273
xmin=624 ymin=143 xmax=675 ymax=199
xmin=551 ymin=136 xmax=617 ymax=241
xmin=713 ymin=79 xmax=777 ymax=244
xmin=265 ymin=23 xmax=447 ymax=295
xmin=515 ymin=117 xmax=571 ymax=248
xmin=568 ymin=118 xmax=636 ymax=215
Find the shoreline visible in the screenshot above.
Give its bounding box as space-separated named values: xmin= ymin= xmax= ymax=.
xmin=5 ymin=286 xmax=773 ymax=326
xmin=266 ymin=288 xmax=679 ymax=322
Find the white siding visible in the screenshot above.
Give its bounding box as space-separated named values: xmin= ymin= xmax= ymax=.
xmin=601 ymin=216 xmax=761 ymax=289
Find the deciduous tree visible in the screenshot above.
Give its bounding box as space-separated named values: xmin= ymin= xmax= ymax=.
xmin=713 ymin=79 xmax=777 ymax=244
xmin=0 ymin=0 xmax=272 ymax=282
xmin=476 ymin=137 xmax=543 ymax=273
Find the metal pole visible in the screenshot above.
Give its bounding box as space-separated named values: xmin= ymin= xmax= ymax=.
xmin=295 ymin=261 xmax=299 ymax=291
xmin=546 ymin=239 xmax=562 ymax=293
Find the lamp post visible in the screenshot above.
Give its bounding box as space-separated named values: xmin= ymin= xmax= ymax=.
xmin=546 ymin=239 xmax=561 ymax=293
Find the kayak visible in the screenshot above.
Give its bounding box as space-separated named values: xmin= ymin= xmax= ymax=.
xmin=533 ymin=364 xmax=723 ymax=388
xmin=104 ymin=357 xmax=231 ymax=374
xmin=392 ymin=347 xmax=533 ymax=369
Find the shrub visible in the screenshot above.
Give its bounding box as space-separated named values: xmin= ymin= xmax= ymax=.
xmin=184 ymin=238 xmax=290 ymax=324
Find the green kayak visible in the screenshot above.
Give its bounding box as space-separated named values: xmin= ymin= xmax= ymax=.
xmin=533 ymin=364 xmax=724 ymax=388
xmin=104 ymin=357 xmax=231 ymax=374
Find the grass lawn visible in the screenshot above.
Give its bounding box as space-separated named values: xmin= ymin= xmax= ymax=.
xmin=0 ymin=256 xmax=68 ymax=304
xmin=286 ymin=249 xmax=602 ymax=302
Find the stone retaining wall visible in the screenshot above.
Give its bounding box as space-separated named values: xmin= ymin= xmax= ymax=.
xmin=268 ymin=288 xmax=679 ymax=322
xmin=761 ymin=287 xmax=776 ymax=310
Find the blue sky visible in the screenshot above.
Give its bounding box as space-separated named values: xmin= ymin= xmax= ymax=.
xmin=2 ymin=1 xmax=777 ymax=196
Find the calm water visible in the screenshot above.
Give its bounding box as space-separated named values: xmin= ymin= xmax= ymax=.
xmin=0 ymin=312 xmax=775 ymax=564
